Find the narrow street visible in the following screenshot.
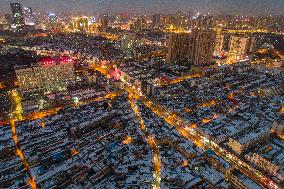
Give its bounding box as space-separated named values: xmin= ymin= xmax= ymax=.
xmin=128 ymin=96 xmax=161 ymax=189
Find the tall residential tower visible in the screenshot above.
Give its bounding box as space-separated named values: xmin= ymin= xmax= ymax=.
xmin=167 ymin=29 xmax=216 ymax=66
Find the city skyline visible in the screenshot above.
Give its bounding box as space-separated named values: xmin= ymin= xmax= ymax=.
xmin=0 ymin=0 xmax=284 ymax=16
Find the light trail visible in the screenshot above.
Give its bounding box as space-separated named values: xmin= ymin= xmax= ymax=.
xmin=8 ymin=90 xmax=37 ymax=188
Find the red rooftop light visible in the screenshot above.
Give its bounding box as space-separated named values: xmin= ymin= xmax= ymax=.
xmin=60 ymin=57 xmax=73 ymax=63
xmin=41 ymin=58 xmax=54 ymax=65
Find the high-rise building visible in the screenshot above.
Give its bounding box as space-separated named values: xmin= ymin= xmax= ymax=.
xmin=214 ymin=34 xmax=231 ymax=56
xmin=167 ymin=32 xmax=191 ymax=63
xmin=15 ymin=57 xmax=75 ymax=98
xmin=46 ymin=13 xmax=62 ymax=31
xmin=89 ymin=23 xmax=100 ymax=33
xmin=152 ymin=14 xmax=161 ymax=28
xmin=167 ymin=29 xmax=216 ymax=66
xmin=189 ymin=29 xmax=216 ymax=65
xmin=229 ymin=35 xmax=255 ymax=56
xmin=214 ymin=34 xmax=224 ymax=56
xmin=23 ymin=7 xmax=34 ymax=25
xmin=10 ymin=3 xmax=24 ymax=25
xmin=100 ymin=15 xmax=108 ymax=32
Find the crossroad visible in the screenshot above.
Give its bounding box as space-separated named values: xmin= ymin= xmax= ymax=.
xmin=90 ymin=61 xmax=280 ymax=189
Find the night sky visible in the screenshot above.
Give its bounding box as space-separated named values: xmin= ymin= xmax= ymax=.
xmin=0 ymin=0 xmax=283 ymax=15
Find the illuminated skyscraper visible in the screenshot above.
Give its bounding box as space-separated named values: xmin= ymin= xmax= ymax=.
xmin=71 ymin=17 xmax=89 ymax=31
xmin=10 ymin=3 xmax=24 ymax=25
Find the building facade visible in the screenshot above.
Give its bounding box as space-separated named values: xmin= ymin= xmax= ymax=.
xmin=166 ymin=32 xmax=191 ymax=64
xmin=167 ymin=29 xmax=215 ymax=66
xmin=213 ymin=34 xmax=227 ymax=56
xmin=15 ymin=57 xmax=75 ymax=98
xmin=229 ymin=35 xmax=255 ymax=56
xmin=189 ymin=29 xmax=216 ymax=65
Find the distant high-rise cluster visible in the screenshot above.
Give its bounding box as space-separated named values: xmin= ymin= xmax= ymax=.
xmin=69 ymin=15 xmax=107 ymax=33
xmin=131 ymin=16 xmax=147 ymax=31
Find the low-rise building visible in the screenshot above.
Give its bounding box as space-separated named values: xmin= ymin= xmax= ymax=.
xmin=228 ymin=126 xmax=271 ymax=154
